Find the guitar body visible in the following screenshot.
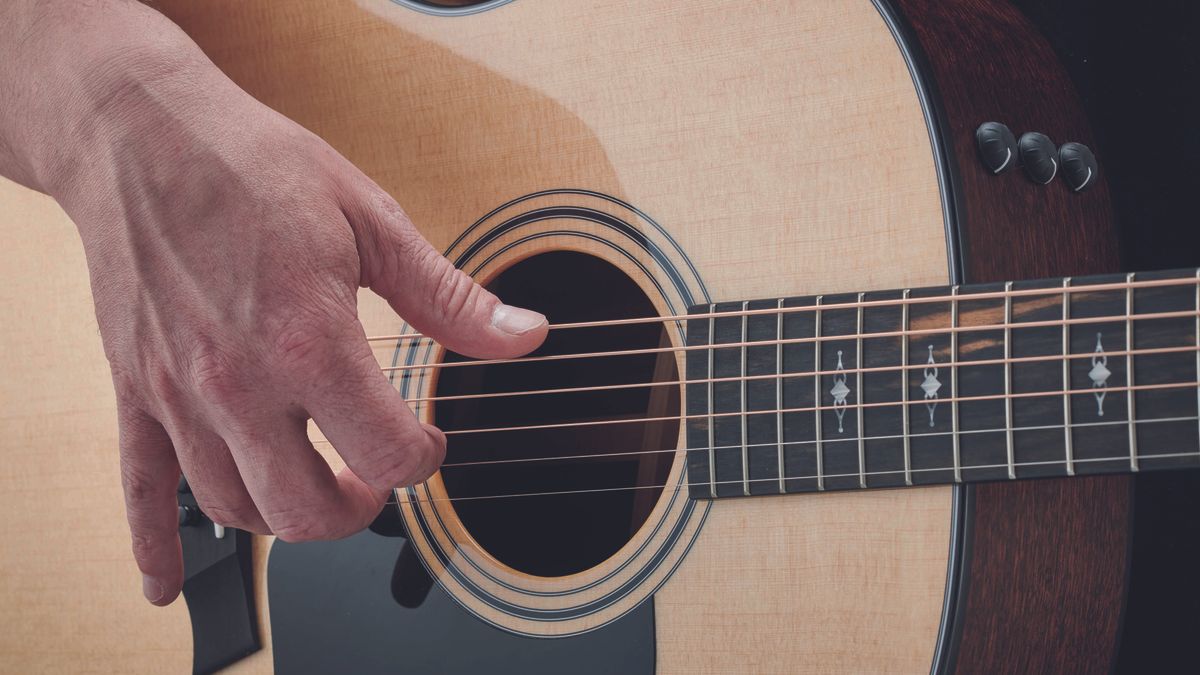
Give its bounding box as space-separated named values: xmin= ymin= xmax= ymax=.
xmin=0 ymin=1 xmax=1129 ymax=672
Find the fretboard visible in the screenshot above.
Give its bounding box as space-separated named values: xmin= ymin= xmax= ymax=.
xmin=684 ymin=269 xmax=1200 ymax=499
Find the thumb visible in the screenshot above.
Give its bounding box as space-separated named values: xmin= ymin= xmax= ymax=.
xmin=347 ymin=187 xmax=548 ymax=359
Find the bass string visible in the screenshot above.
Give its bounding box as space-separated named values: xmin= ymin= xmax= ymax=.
xmin=391 ymin=344 xmax=1198 ymax=406
xmin=379 ymin=447 xmax=1200 ymax=507
xmin=366 ymin=275 xmax=1200 ymax=344
xmin=401 ymin=413 xmax=1200 ymax=470
xmin=375 ymin=308 xmax=1200 ymax=374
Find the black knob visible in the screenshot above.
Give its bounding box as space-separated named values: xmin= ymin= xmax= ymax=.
xmin=1058 ymin=142 xmax=1099 ymax=192
xmin=1018 ymin=132 xmax=1059 ymax=185
xmin=975 ymin=122 xmax=1018 ymax=174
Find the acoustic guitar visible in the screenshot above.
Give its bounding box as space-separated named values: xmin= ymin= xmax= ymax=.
xmin=2 ymin=1 xmax=1194 ymax=673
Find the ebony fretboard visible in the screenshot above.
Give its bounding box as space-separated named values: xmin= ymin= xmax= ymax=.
xmin=684 ymin=269 xmax=1200 ymax=499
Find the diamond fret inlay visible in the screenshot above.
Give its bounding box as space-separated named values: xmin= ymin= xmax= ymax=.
xmin=1090 ymin=331 xmax=1111 ymax=416
xmin=920 ymin=344 xmax=941 ymax=427
xmin=830 ymin=350 xmax=850 ymax=433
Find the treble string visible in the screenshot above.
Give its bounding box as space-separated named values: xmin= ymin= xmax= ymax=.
xmin=375 ymin=308 xmax=1200 ymax=374
xmin=365 ymin=275 xmax=1200 ymax=345
xmin=390 ymin=343 xmax=1198 ymax=406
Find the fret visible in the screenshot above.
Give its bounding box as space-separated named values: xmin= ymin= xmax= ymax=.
xmin=859 ymin=290 xmax=906 ymax=488
xmin=740 ymin=301 xmax=750 ymax=496
xmin=856 ymin=292 xmax=866 ymax=489
xmin=1009 ymin=278 xmax=1070 ymax=478
xmin=1066 ymin=273 xmax=1129 ymax=475
xmin=1196 ymin=268 xmax=1199 ymax=460
xmin=905 ymin=286 xmax=956 ymax=486
xmin=953 ymin=282 xmax=1010 ymax=482
xmin=1062 ymin=277 xmax=1075 ymax=475
xmin=816 ymin=292 xmax=862 ymax=491
xmin=901 ymin=289 xmax=912 ymax=486
xmin=1119 ymin=269 xmax=1200 ymax=471
xmin=780 ymin=296 xmax=819 ymax=494
xmin=707 ymin=307 xmax=717 ymax=497
xmin=683 ymin=305 xmax=713 ymax=500
xmin=744 ymin=299 xmax=782 ymax=496
xmin=813 ymin=295 xmax=825 ymax=491
xmin=951 ymin=285 xmax=962 ymax=483
xmin=1126 ymin=273 xmax=1139 ymax=472
xmin=776 ymin=298 xmax=786 ymax=494
xmin=1004 ymin=281 xmax=1015 ymax=479
xmin=710 ymin=301 xmax=751 ymax=497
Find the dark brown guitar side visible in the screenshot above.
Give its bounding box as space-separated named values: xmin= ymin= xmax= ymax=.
xmin=884 ymin=0 xmax=1128 ymax=671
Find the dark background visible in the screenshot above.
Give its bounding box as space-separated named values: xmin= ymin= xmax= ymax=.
xmin=1011 ymin=2 xmax=1200 ymax=671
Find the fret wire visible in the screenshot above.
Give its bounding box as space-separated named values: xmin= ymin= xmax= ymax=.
xmin=1126 ymin=273 xmax=1139 ymax=471
xmin=951 ymin=285 xmax=962 ymax=483
xmin=814 ymin=296 xmax=825 ymax=491
xmin=740 ymin=301 xmax=750 ymax=496
xmin=706 ymin=305 xmax=717 ymax=498
xmin=776 ymin=298 xmax=786 ymax=494
xmin=1196 ymin=269 xmax=1200 ymax=460
xmin=856 ymin=292 xmax=866 ymax=489
xmin=1004 ymin=281 xmax=1016 ymax=480
xmin=901 ymin=289 xmax=912 ymax=486
xmin=1062 ymin=277 xmax=1075 ymax=475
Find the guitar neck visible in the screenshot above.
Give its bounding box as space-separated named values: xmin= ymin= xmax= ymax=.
xmin=684 ymin=269 xmax=1200 ymax=499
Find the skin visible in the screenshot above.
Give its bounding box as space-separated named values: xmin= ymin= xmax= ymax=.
xmin=0 ymin=1 xmax=548 ymax=606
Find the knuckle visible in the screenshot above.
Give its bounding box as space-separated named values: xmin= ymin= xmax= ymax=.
xmin=359 ymin=440 xmax=426 ymax=490
xmin=109 ymin=361 xmax=143 ymax=408
xmin=265 ymin=505 xmax=335 ymax=543
xmin=428 ymin=256 xmax=481 ymax=324
xmin=268 ymin=314 xmax=337 ymax=371
xmin=200 ymin=502 xmax=256 ymax=530
xmin=189 ymin=339 xmax=243 ymax=406
xmin=119 ymin=459 xmax=161 ymax=506
xmin=144 ymin=361 xmax=184 ymax=411
xmin=129 ymin=531 xmax=163 ymax=570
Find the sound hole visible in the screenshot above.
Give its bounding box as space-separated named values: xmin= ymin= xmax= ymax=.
xmin=434 ymin=251 xmax=679 ymax=577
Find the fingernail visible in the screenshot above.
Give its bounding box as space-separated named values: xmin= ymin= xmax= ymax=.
xmin=491 ymin=304 xmax=546 ymax=336
xmin=142 ymin=575 xmax=164 ymax=604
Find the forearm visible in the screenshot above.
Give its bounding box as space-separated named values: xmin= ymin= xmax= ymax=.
xmin=0 ymin=0 xmax=221 ymax=199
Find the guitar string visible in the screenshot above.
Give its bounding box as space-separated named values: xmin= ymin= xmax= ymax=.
xmin=382 ymin=344 xmax=1198 ymax=406
xmin=365 ymin=275 xmax=1200 ymax=343
xmin=378 ymin=443 xmax=1200 ymax=507
xmin=347 ymin=380 xmax=1199 ymax=438
xmin=375 ymin=308 xmax=1200 ymax=374
xmin=312 ymin=380 xmax=1200 ymax=471
xmin=423 ymin=413 xmax=1200 ymax=470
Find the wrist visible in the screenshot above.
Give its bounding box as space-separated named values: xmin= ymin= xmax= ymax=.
xmin=0 ymin=1 xmax=221 ymax=202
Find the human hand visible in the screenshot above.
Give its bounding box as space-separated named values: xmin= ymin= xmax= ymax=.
xmin=36 ymin=30 xmax=547 ymax=606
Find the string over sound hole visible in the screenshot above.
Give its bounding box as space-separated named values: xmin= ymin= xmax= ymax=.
xmin=434 ymin=252 xmax=680 ymax=577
